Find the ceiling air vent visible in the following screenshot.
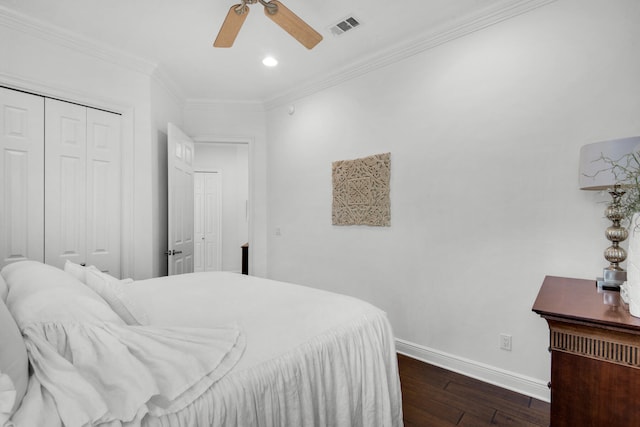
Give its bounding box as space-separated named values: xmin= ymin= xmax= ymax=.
xmin=329 ymin=16 xmax=361 ymax=36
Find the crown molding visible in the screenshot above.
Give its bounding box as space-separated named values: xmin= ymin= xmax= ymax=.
xmin=263 ymin=0 xmax=557 ymax=110
xmin=193 ymin=135 xmax=253 ymax=144
xmin=0 ymin=5 xmax=157 ymax=76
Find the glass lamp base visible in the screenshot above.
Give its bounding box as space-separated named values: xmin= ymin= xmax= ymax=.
xmin=596 ymin=269 xmax=627 ymax=291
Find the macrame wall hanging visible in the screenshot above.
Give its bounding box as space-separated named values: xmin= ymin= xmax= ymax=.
xmin=331 ymin=152 xmax=391 ymax=227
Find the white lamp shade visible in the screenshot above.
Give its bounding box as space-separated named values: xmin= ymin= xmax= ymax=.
xmin=579 ymin=136 xmax=640 ymax=190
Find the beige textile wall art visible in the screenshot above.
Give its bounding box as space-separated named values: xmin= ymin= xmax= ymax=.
xmin=332 ymin=152 xmax=391 ymax=226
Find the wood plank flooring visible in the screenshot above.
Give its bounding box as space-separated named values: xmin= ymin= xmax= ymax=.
xmin=398 ymin=353 xmax=550 ymax=426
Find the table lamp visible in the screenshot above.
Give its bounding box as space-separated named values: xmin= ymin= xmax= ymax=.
xmin=579 ymin=136 xmax=640 ymax=290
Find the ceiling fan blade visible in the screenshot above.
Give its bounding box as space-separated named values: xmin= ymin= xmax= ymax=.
xmin=263 ymin=0 xmax=322 ymax=50
xmin=214 ymin=4 xmax=249 ymax=48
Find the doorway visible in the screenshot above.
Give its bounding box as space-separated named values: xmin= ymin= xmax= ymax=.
xmin=193 ymin=142 xmax=249 ymax=273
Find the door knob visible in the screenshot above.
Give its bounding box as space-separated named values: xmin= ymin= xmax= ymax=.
xmin=164 ymin=250 xmax=183 ymax=256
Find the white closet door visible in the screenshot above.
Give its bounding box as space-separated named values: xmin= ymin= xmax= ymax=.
xmin=203 ymin=172 xmax=222 ymax=271
xmin=44 ymin=99 xmax=87 ymax=270
xmin=44 ymin=100 xmax=121 ymax=274
xmin=0 ymin=88 xmax=44 ymax=267
xmin=194 ymin=172 xmax=221 ymax=272
xmin=86 ymin=108 xmax=121 ymax=276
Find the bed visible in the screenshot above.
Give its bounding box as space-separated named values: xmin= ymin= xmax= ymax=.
xmin=0 ymin=260 xmax=403 ymax=426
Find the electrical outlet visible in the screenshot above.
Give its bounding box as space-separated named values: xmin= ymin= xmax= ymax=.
xmin=500 ymin=334 xmax=512 ymax=351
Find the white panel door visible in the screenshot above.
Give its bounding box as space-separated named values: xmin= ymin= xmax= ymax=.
xmin=194 ymin=172 xmax=221 ymax=272
xmin=86 ymin=108 xmax=121 ymax=276
xmin=44 ymin=99 xmax=87 ymax=270
xmin=0 ymin=88 xmax=44 ymax=267
xmin=167 ymin=123 xmax=194 ymax=275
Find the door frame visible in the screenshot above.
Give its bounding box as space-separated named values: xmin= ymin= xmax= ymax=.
xmin=193 ymin=136 xmax=253 ymax=274
xmin=194 ymin=170 xmax=223 ymax=272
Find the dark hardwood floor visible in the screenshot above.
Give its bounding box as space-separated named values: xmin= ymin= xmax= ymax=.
xmin=398 ymin=353 xmax=550 ymax=426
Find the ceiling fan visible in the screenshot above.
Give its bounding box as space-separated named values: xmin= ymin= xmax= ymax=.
xmin=214 ymin=0 xmax=323 ymax=49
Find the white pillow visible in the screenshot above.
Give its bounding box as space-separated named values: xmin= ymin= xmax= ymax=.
xmin=0 ymin=296 xmax=28 ymax=417
xmin=4 ymin=260 xmax=124 ymax=329
xmin=84 ymin=267 xmax=148 ymax=326
xmin=63 ymin=259 xmax=87 ymax=284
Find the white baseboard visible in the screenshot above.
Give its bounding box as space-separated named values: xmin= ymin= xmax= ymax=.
xmin=396 ymin=338 xmax=550 ymax=403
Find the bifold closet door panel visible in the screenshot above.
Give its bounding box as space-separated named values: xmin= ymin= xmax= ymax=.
xmin=44 ymin=99 xmax=121 ymax=276
xmin=85 ymin=108 xmax=121 ymax=277
xmin=44 ymin=98 xmax=87 ymax=270
xmin=0 ymin=88 xmax=45 ymax=267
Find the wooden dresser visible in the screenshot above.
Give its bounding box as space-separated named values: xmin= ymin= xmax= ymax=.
xmin=532 ymin=276 xmax=640 ymax=426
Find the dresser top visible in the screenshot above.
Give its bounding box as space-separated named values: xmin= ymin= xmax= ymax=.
xmin=532 ymin=276 xmax=640 ymax=332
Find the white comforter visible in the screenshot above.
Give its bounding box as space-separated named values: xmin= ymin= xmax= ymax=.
xmin=124 ymin=272 xmax=403 ymax=426
xmin=8 ymin=267 xmax=403 ymax=426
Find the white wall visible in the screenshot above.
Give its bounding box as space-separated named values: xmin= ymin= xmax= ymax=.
xmin=184 ymin=101 xmax=268 ymax=277
xmin=265 ymin=0 xmax=640 ymax=398
xmin=194 ymin=143 xmax=249 ymax=272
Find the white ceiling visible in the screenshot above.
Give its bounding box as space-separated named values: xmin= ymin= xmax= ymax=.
xmin=0 ymin=0 xmax=548 ymax=103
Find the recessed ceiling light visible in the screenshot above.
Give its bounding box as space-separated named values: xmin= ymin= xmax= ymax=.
xmin=262 ymin=56 xmax=278 ymax=67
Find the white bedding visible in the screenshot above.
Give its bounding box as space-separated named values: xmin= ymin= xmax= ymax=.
xmin=3 ymin=262 xmax=245 ymax=427
xmin=4 ymin=265 xmax=403 ymax=427
xmin=124 ymin=272 xmax=403 ymax=426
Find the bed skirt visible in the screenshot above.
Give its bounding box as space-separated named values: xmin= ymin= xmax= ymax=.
xmin=144 ymin=311 xmax=403 ymax=427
